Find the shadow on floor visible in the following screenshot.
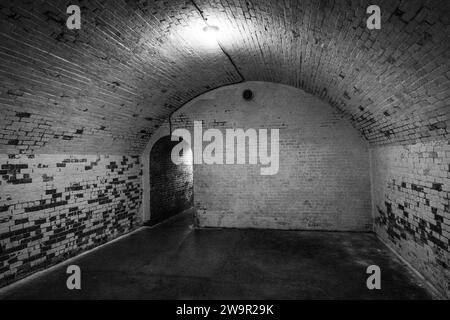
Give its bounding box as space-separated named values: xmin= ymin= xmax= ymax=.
xmin=0 ymin=211 xmax=433 ymax=300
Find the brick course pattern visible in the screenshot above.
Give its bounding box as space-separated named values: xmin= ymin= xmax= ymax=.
xmin=198 ymin=0 xmax=450 ymax=145
xmin=0 ymin=0 xmax=448 ymax=155
xmin=0 ymin=0 xmax=449 ymax=296
xmin=0 ymin=154 xmax=142 ymax=287
xmin=157 ymin=82 xmax=372 ymax=231
xmin=371 ymin=140 xmax=450 ymax=298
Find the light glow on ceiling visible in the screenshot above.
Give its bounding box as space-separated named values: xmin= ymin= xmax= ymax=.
xmin=170 ymin=19 xmax=223 ymax=50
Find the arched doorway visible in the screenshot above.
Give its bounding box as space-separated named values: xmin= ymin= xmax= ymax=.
xmin=149 ymin=136 xmax=193 ymax=225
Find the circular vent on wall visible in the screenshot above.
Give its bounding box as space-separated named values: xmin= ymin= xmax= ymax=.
xmin=242 ymin=89 xmax=254 ymax=101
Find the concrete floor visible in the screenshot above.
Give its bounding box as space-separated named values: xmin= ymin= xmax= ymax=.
xmin=0 ymin=211 xmax=433 ymax=299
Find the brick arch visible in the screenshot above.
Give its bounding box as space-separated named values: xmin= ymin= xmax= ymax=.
xmin=144 ymin=81 xmax=372 ymax=231
xmin=0 ymin=0 xmax=448 ymax=156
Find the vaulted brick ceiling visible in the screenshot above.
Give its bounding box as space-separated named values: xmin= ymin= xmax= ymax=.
xmin=0 ymin=0 xmax=449 ymax=155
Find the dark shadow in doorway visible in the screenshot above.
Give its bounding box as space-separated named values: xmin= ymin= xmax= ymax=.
xmin=147 ymin=136 xmax=193 ymax=226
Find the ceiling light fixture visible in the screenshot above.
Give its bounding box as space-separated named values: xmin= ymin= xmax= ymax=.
xmin=202 ymin=25 xmax=220 ymax=33
xmin=200 ymin=25 xmax=220 ymax=46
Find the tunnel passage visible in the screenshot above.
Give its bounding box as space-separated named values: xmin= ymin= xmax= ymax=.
xmin=0 ymin=0 xmax=448 ymax=299
xmin=149 ymin=136 xmax=193 ymax=225
xmin=153 ymin=82 xmax=373 ymax=231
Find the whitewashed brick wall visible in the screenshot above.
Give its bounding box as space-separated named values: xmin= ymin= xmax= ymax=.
xmin=371 ymin=139 xmax=450 ymax=298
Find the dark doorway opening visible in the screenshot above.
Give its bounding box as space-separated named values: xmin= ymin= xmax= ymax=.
xmin=148 ymin=136 xmax=193 ymax=225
